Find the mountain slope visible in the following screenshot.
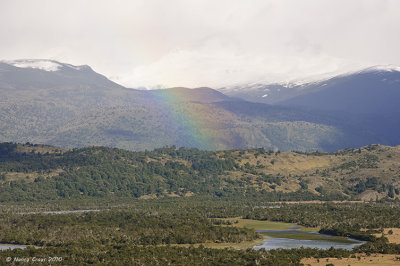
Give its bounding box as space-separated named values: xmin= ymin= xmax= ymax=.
xmin=221 ymin=65 xmax=400 ymax=111
xmin=221 ymin=66 xmax=400 ymax=147
xmin=0 ymin=59 xmax=124 ymax=91
xmin=220 ymin=83 xmax=307 ymax=104
xmin=279 ymin=66 xmax=400 ymax=115
xmin=0 ymin=59 xmax=396 ymax=152
xmin=277 ymin=66 xmax=400 ymax=146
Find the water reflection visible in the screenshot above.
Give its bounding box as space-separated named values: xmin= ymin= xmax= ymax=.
xmin=254 ymin=237 xmax=364 ymax=250
xmin=0 ymin=244 xmax=27 ymax=250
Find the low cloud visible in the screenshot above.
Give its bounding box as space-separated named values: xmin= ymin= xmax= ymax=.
xmin=1 ymin=0 xmax=399 ymax=88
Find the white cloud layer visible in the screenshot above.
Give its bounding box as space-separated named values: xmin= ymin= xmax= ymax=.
xmin=1 ymin=0 xmax=400 ymax=88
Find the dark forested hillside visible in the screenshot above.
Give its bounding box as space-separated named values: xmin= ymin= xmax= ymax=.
xmin=1 ymin=142 xmax=399 ymax=202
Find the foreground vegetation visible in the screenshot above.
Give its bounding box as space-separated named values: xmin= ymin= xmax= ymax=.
xmin=0 ymin=198 xmax=400 ymax=264
xmin=0 ymin=245 xmax=357 ymax=265
xmin=1 ymin=142 xmax=400 ymax=264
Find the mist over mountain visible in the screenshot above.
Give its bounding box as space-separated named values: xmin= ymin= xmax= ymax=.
xmin=0 ymin=60 xmax=398 ymax=152
xmin=221 ymin=65 xmax=400 ymax=106
xmin=279 ymin=66 xmax=400 ymax=114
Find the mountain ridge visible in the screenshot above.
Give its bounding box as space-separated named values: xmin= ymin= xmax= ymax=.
xmin=221 ymin=64 xmax=400 ymax=105
xmin=0 ymin=59 xmax=398 ymax=152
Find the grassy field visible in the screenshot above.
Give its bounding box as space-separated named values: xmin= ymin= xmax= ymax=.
xmin=375 ymin=228 xmax=400 ymax=245
xmin=301 ymin=254 xmax=400 ymax=266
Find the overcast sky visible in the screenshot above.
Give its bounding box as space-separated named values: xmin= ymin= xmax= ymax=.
xmin=1 ymin=0 xmax=400 ymax=88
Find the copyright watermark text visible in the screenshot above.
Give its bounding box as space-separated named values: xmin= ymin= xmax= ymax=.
xmin=5 ymin=256 xmax=63 ymax=263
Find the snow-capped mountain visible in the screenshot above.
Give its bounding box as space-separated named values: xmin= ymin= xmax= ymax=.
xmin=221 ymin=65 xmax=400 ymax=147
xmin=1 ymin=59 xmax=91 ymax=72
xmin=355 ymin=65 xmax=400 ymax=74
xmin=219 ymin=83 xmax=305 ymax=104
xmin=1 ymin=59 xmax=400 ymax=151
xmin=0 ymin=59 xmax=123 ymax=91
xmin=220 ymin=65 xmax=400 ymax=106
xmin=279 ymin=65 xmax=400 ymax=114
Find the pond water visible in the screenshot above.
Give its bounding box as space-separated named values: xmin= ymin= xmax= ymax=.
xmin=0 ymin=244 xmax=27 ymax=250
xmin=253 ymin=237 xmax=365 ymax=250
xmin=253 ymin=227 xmax=365 ymax=250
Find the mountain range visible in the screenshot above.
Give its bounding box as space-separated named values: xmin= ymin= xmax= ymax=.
xmin=0 ymin=59 xmax=399 ymax=152
xmin=222 ymin=65 xmax=400 ymax=113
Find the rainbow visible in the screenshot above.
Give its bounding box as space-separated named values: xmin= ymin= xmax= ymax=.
xmin=149 ymin=88 xmax=219 ymax=150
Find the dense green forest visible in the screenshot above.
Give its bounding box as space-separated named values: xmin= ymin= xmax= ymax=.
xmin=0 ymin=211 xmax=258 ymax=247
xmin=1 ymin=142 xmax=399 ymax=202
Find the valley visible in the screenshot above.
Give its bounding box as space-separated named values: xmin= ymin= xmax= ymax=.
xmin=2 ymin=1 xmax=400 ymax=264
xmin=0 ymin=194 xmax=400 ymax=264
xmin=0 ymin=142 xmax=399 ymax=264
xmin=1 ymin=61 xmax=400 ymax=264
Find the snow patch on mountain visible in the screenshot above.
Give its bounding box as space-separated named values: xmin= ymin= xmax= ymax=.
xmin=2 ymin=59 xmax=89 ymax=72
xmin=3 ymin=59 xmax=61 ymax=71
xmin=362 ymin=65 xmax=400 ymax=73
